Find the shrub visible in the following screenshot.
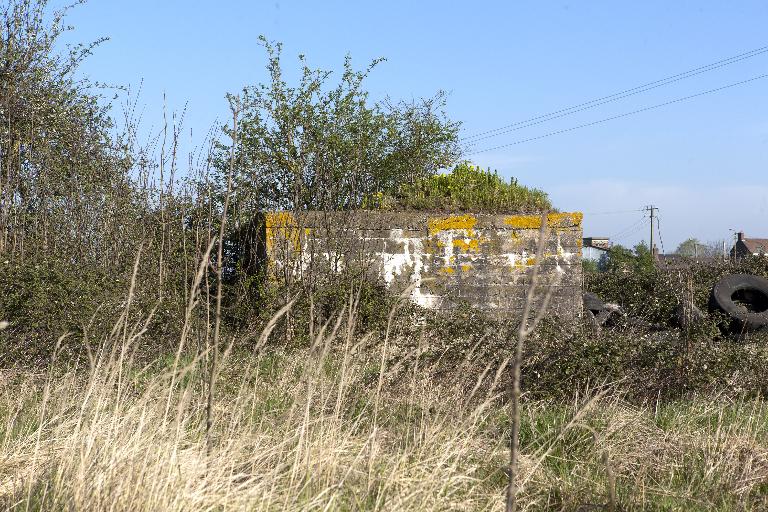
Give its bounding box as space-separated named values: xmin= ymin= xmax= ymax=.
xmin=215 ymin=38 xmax=461 ymax=213
xmin=586 ymin=256 xmax=768 ymax=325
xmin=369 ymin=161 xmax=552 ymax=213
xmin=0 ymin=254 xmax=194 ymax=366
xmin=0 ymin=259 xmax=123 ymax=365
xmin=523 ymin=320 xmax=768 ymax=400
xmin=228 ymin=270 xmax=413 ymax=349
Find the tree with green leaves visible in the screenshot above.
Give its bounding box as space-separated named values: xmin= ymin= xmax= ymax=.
xmin=216 ymin=37 xmax=461 ymax=215
xmin=0 ymin=0 xmax=131 ymax=261
xmin=675 ymin=238 xmax=702 ymax=257
xmin=599 ymin=241 xmax=655 ymax=273
xmin=675 ymin=238 xmax=722 ymax=258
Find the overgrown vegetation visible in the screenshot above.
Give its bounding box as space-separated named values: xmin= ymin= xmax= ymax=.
xmin=217 ymin=37 xmax=461 ymax=214
xmin=0 ymin=0 xmax=467 ymax=358
xmin=0 ymin=0 xmax=145 ymax=260
xmin=367 ymin=161 xmax=552 ymax=213
xmin=595 ymin=241 xmax=655 ymax=274
xmin=3 ymin=296 xmax=768 ymax=511
xmin=587 ymin=249 xmax=768 ymax=326
xmin=3 ymin=1 xmax=768 ymax=509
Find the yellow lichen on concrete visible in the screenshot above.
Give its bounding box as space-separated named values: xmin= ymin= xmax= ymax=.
xmin=453 ymin=237 xmax=481 ymax=252
xmin=428 ymin=215 xmax=477 ymax=235
xmin=503 ymin=212 xmax=583 ymax=229
xmin=426 ymin=215 xmax=488 ymax=272
xmin=509 ymin=258 xmax=530 ymax=272
xmin=265 ymin=212 xmax=302 ymax=253
xmin=461 ymin=264 xmax=472 ymax=273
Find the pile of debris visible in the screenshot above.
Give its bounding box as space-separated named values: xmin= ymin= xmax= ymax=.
xmin=584 ymin=273 xmax=768 ymax=335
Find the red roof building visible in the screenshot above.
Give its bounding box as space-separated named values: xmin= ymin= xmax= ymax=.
xmin=732 ymin=232 xmax=768 ymax=259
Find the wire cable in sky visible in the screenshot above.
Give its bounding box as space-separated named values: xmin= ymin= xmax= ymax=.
xmin=583 ymin=209 xmax=645 ymax=216
xmin=460 ymin=44 xmax=768 ymax=144
xmin=610 ymin=217 xmax=648 ymax=241
xmin=656 ymin=216 xmax=666 ymax=255
xmin=613 ymin=227 xmax=648 ymax=245
xmin=467 ymin=73 xmax=768 ymax=155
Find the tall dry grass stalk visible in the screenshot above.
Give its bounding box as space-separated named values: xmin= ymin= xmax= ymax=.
xmin=507 ymin=212 xmax=560 ymax=512
xmin=2 ymin=287 xmax=768 ymax=510
xmin=0 ymin=284 xmax=502 ymax=510
xmin=207 ymin=102 xmax=240 ymax=455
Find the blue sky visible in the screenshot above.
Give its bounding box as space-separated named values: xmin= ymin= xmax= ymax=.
xmin=65 ymin=0 xmax=768 ymax=251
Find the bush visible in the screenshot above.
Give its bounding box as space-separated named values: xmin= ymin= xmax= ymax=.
xmin=384 ymin=295 xmax=768 ymax=402
xmin=229 ymin=270 xmax=414 ymax=350
xmin=0 ymin=254 xmax=194 ymax=366
xmin=586 ymin=256 xmax=768 ymax=325
xmin=523 ymin=321 xmax=768 ymax=400
xmin=0 ymin=259 xmax=123 ymax=365
xmin=368 ymin=161 xmax=551 ymax=213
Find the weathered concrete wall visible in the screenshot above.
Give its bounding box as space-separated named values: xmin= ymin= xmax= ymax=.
xmin=264 ymin=211 xmax=583 ymax=318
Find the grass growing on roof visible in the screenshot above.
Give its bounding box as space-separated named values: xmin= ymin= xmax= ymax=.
xmin=365 ymin=161 xmax=552 ymax=213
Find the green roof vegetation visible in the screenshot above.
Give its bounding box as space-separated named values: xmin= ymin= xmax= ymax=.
xmin=365 ymin=161 xmax=552 ymax=213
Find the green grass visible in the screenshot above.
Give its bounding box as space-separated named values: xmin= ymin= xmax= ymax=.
xmin=3 ymin=287 xmax=768 ymax=510
xmin=3 ymin=334 xmax=768 ymax=510
xmin=366 ymin=161 xmax=552 ymax=213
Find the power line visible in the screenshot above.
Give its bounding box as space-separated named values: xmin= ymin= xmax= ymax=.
xmin=613 ymin=224 xmax=646 ymax=242
xmin=467 ymin=73 xmax=768 ymax=154
xmin=610 ymin=217 xmax=648 ymax=241
xmin=613 ymin=225 xmax=650 ymax=245
xmin=583 ymin=208 xmax=644 ymax=216
xmin=655 ymin=215 xmax=666 ymax=255
xmin=461 ymin=44 xmax=768 ymax=144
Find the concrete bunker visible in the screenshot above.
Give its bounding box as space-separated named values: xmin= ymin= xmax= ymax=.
xmin=253 ymin=211 xmax=583 ymax=319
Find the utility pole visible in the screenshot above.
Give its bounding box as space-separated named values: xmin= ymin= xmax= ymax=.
xmin=644 ymin=205 xmax=658 ymax=253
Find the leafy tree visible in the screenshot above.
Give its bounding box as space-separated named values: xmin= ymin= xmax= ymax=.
xmin=0 ymin=0 xmax=132 ymax=261
xmin=599 ymin=241 xmax=654 ymax=273
xmin=675 ymin=238 xmax=702 ymax=257
xmin=599 ymin=244 xmax=633 ymax=272
xmin=633 ymin=240 xmax=655 ymax=272
xmin=675 ymin=238 xmax=723 ymax=258
xmin=217 ymin=37 xmax=461 ymax=214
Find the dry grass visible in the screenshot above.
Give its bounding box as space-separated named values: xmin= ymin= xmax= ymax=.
xmin=2 ymin=302 xmax=768 ymax=511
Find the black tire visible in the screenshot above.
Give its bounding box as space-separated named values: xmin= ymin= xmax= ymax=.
xmin=709 ymin=274 xmax=768 ymax=332
xmin=583 ymin=292 xmax=605 ymax=314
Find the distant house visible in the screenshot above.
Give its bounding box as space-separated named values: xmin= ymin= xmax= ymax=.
xmin=583 ymin=237 xmax=610 ymax=262
xmin=732 ymin=232 xmax=768 ymax=259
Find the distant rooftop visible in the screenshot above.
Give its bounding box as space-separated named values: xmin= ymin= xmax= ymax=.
xmin=733 ymin=232 xmax=768 ymax=258
xmin=742 ymin=238 xmax=768 ymax=254
xmin=583 ymin=237 xmax=610 ymax=250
